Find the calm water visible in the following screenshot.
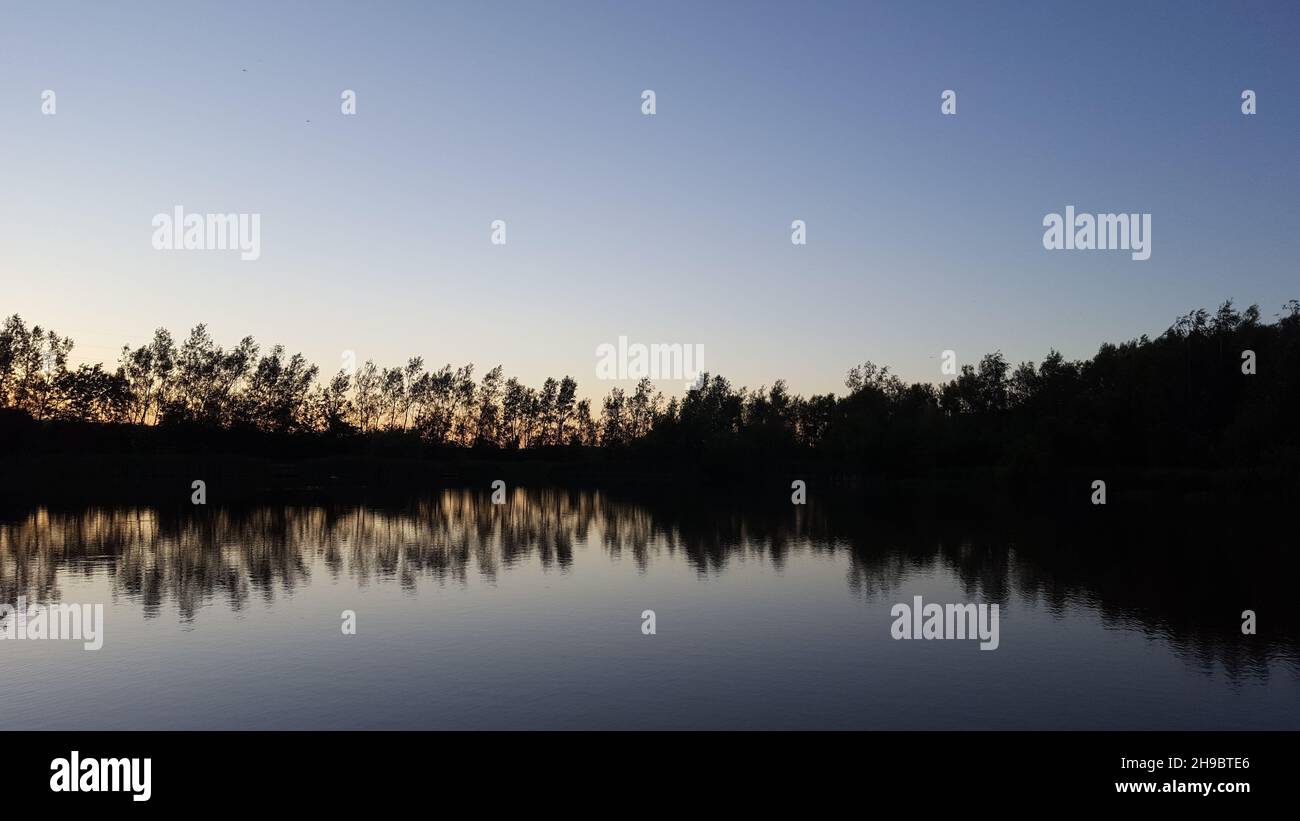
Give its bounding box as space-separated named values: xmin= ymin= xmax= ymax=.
xmin=1 ymin=487 xmax=1297 ymax=729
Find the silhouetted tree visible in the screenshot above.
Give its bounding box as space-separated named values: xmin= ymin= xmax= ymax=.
xmin=3 ymin=299 xmax=1297 ymax=473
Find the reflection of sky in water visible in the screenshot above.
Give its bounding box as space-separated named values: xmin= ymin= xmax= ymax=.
xmin=0 ymin=491 xmax=1296 ymax=730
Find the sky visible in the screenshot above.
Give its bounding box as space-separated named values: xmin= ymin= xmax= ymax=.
xmin=1 ymin=0 xmax=1297 ymax=398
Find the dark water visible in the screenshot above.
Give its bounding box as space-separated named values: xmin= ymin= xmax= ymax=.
xmin=1 ymin=487 xmax=1296 ymax=729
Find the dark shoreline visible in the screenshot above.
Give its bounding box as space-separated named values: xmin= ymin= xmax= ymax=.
xmin=2 ymin=447 xmax=1295 ymax=511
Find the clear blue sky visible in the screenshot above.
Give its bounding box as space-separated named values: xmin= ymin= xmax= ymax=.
xmin=2 ymin=0 xmax=1297 ymax=397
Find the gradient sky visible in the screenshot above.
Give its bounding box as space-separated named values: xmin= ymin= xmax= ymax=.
xmin=2 ymin=0 xmax=1297 ymax=398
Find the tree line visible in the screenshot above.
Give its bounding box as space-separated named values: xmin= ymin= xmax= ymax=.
xmin=2 ymin=299 xmax=1297 ymax=470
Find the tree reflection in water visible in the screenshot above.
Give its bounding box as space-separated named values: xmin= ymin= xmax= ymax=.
xmin=1 ymin=486 xmax=1295 ymax=681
